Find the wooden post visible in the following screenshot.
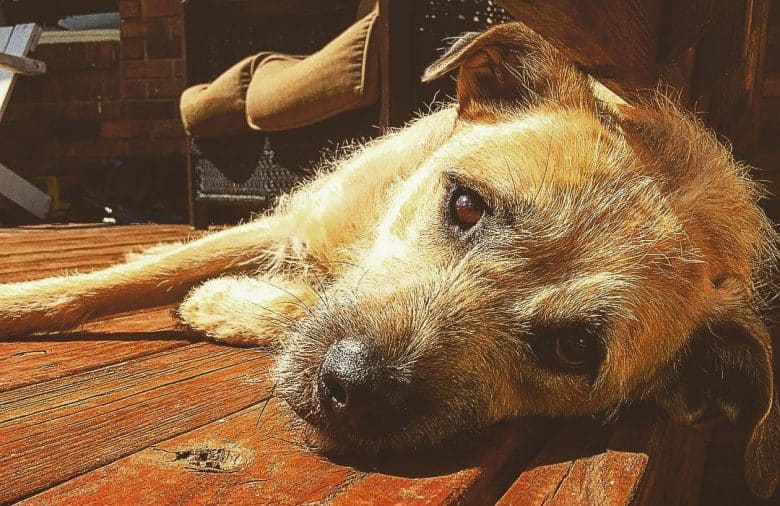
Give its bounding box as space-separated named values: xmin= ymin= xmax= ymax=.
xmin=498 ymin=0 xmax=663 ymax=95
xmin=378 ymin=0 xmax=415 ymax=131
xmin=0 ymin=52 xmax=46 ymax=75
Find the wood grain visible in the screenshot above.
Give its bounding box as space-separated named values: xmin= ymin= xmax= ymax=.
xmin=0 ymin=344 xmax=273 ymax=503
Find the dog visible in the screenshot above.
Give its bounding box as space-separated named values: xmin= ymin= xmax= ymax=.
xmin=1 ymin=22 xmax=778 ymax=499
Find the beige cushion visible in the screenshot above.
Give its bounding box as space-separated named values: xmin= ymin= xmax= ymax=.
xmin=245 ymin=4 xmax=379 ymax=131
xmin=179 ymin=55 xmax=258 ymax=138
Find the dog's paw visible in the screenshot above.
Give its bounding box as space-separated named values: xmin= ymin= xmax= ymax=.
xmin=176 ymin=276 xmax=309 ymax=347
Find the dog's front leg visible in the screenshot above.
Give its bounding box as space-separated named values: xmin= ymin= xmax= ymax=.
xmin=0 ymin=217 xmax=296 ymax=339
xmin=177 ymin=275 xmax=315 ymax=346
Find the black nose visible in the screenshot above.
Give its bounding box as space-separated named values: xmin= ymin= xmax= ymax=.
xmin=318 ymin=336 xmax=404 ymax=433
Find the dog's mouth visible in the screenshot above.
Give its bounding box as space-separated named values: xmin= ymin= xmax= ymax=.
xmin=279 ymin=376 xmax=430 ymax=453
xmin=275 ymin=357 xmax=487 ymax=455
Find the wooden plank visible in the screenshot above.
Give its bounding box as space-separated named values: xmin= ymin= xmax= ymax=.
xmin=766 ymin=73 xmax=780 ymax=97
xmin=0 ymin=27 xmax=13 ymax=52
xmin=0 ymin=162 xmax=51 ymax=219
xmin=498 ymin=0 xmax=663 ymax=94
xmin=0 ymin=23 xmax=41 ymax=121
xmin=0 ymin=52 xmax=46 ymax=76
xmin=658 ymin=0 xmax=729 ymax=65
xmin=328 ymin=420 xmax=554 ymax=505
xmin=378 ymin=0 xmax=415 ymax=130
xmin=0 ymin=238 xmax=188 ymax=272
xmin=0 ymin=52 xmax=46 ymax=75
xmin=496 ymin=418 xmax=615 ymax=505
xmin=0 ymin=344 xmax=272 ymax=503
xmin=20 ymin=396 xmax=554 ymax=505
xmin=764 ymin=72 xmax=780 ymax=97
xmin=20 ymin=399 xmax=359 ymax=505
xmin=0 ymin=307 xmax=186 ymax=392
xmin=0 ymin=224 xmax=197 ymax=249
xmin=0 ymin=344 xmax=242 ymax=425
xmin=631 ymin=419 xmax=713 ymax=505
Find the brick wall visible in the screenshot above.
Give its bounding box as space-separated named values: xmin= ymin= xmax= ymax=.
xmin=0 ymin=0 xmax=189 ymax=222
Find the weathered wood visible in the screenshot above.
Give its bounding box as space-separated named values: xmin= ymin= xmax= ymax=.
xmin=0 ymin=23 xmax=41 ymax=121
xmin=0 ymin=344 xmax=273 ymax=503
xmin=632 ymin=419 xmax=713 ymax=505
xmin=498 ymin=0 xmax=663 ymax=94
xmin=658 ymin=0 xmax=729 ymax=65
xmin=0 ymin=224 xmax=205 ymax=283
xmin=378 ymin=0 xmax=415 ymax=130
xmin=0 ymin=51 xmax=45 ymax=75
xmin=0 ymin=307 xmax=186 ymax=392
xmin=497 ymin=410 xmax=655 ymax=506
xmin=0 ymin=162 xmax=51 ymax=219
xmin=766 ymin=73 xmax=780 ymax=97
xmin=329 ymin=420 xmax=554 ymax=505
xmin=19 ymin=396 xmax=553 ymax=505
xmin=20 ymin=400 xmax=359 ymax=505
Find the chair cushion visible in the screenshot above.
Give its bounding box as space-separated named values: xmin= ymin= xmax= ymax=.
xmin=179 ymin=54 xmax=260 ymax=138
xmin=245 ymin=5 xmax=379 ymax=131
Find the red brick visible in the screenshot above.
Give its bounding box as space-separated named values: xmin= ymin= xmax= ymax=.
xmin=31 ymin=41 xmax=119 ymax=72
xmin=101 ymin=120 xmax=147 ymax=139
xmin=21 ymin=120 xmax=98 ymax=141
xmin=0 ymin=140 xmax=129 ymax=159
xmin=103 ymin=74 xmax=122 ymax=100
xmin=99 ymin=101 xmax=123 ymax=119
xmin=119 ymin=0 xmax=142 ymax=19
xmin=173 ymin=59 xmax=186 ymax=78
xmin=147 ymin=78 xmax=186 ymax=99
xmin=5 ymin=102 xmax=112 ymax=121
xmin=149 ymin=119 xmax=185 ymax=139
xmin=122 ymin=80 xmax=148 ymax=99
xmin=143 ymin=0 xmax=182 ymax=18
xmin=56 ymin=73 xmax=106 ymax=101
xmin=121 ymin=100 xmax=177 ymax=119
xmin=123 ymin=59 xmax=174 ymax=79
xmin=169 ymin=16 xmax=185 ymax=38
xmin=145 ymin=37 xmax=183 ymax=59
xmin=121 ymin=18 xmax=167 ymax=38
xmin=128 ymin=138 xmax=187 ymax=156
xmin=122 ymin=39 xmax=145 ymax=60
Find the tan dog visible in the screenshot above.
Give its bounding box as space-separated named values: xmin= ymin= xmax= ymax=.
xmin=1 ymin=23 xmax=778 ymax=498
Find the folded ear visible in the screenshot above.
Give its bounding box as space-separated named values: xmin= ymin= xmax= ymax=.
xmin=422 ymin=22 xmax=595 ymax=121
xmin=656 ymin=278 xmax=779 ymax=499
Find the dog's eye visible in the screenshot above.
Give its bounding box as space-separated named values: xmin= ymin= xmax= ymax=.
xmin=450 ymin=188 xmax=486 ymax=229
xmin=530 ymin=323 xmax=601 ymax=372
xmin=555 ymin=330 xmax=598 ymax=369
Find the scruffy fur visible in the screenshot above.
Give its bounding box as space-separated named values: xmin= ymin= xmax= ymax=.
xmin=1 ymin=23 xmax=778 ymax=499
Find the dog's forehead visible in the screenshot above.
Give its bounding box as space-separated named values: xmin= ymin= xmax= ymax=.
xmin=441 ymin=108 xmax=621 ymax=183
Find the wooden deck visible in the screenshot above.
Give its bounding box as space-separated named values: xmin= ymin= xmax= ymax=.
xmin=0 ymin=225 xmax=764 ymax=504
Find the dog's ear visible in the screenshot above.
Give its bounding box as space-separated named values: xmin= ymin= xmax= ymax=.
xmin=656 ymin=277 xmax=779 ymax=499
xmin=422 ymin=22 xmax=595 ymax=121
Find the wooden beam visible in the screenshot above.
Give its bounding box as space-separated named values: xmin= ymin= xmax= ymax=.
xmin=0 ymin=23 xmax=42 ymax=122
xmin=378 ymin=0 xmax=415 ymax=130
xmin=498 ymin=0 xmax=663 ymax=96
xmin=0 ymin=52 xmax=45 ymax=75
xmin=0 ymin=162 xmax=51 ymax=219
xmin=658 ymin=0 xmax=730 ymax=65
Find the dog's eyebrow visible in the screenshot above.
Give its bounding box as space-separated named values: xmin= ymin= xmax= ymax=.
xmin=516 ymin=272 xmax=632 ymax=326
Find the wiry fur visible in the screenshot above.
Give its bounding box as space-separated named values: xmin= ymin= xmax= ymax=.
xmin=0 ymin=22 xmax=778 ymax=498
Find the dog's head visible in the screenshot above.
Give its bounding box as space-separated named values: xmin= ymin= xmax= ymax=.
xmin=275 ymin=23 xmax=779 ymax=498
